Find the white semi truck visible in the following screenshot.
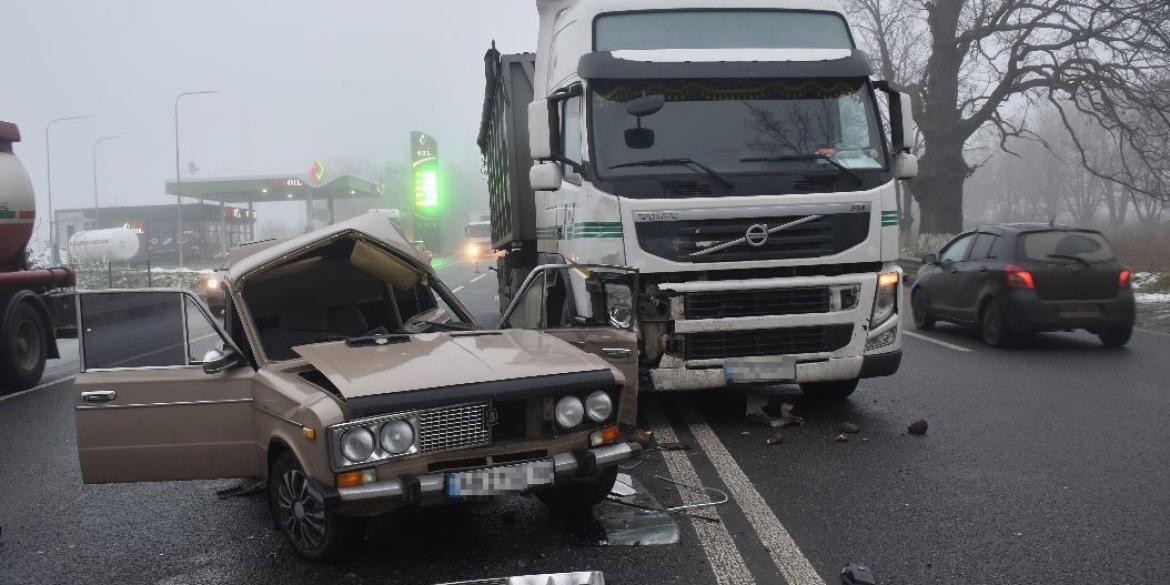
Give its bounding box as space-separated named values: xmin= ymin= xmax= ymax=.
xmin=479 ymin=0 xmax=918 ymax=398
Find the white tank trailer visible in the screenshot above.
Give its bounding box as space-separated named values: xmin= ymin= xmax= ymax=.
xmin=0 ymin=120 xmax=76 ymax=391
xmin=68 ymin=228 xmax=141 ymax=263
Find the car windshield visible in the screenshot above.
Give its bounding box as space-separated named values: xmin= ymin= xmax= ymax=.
xmin=1022 ymin=230 xmax=1115 ymax=263
xmin=592 ymin=77 xmax=886 ymax=182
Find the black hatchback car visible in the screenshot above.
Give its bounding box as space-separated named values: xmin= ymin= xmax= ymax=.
xmin=912 ymin=224 xmax=1135 ymax=347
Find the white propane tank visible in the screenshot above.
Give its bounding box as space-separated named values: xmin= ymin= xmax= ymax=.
xmin=68 ymin=228 xmax=140 ymax=263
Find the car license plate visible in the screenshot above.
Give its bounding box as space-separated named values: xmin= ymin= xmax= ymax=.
xmin=446 ymin=460 xmax=555 ymax=498
xmin=1060 ymin=305 xmax=1100 ymax=318
xmin=724 ymin=356 xmax=796 ymax=384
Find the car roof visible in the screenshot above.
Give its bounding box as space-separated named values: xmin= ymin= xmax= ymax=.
xmin=972 ymin=222 xmax=1099 ymax=235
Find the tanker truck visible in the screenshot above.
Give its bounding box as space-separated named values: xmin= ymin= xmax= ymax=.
xmin=479 ymin=0 xmax=918 ymax=398
xmin=0 ymin=121 xmax=75 ymax=391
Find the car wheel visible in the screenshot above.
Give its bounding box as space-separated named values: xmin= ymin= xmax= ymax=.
xmin=1098 ymin=326 xmax=1133 ymax=348
xmin=536 ymin=465 xmax=618 ymax=514
xmin=269 ymin=451 xmax=364 ymax=563
xmin=799 ymin=378 xmax=860 ymax=400
xmin=980 ymin=299 xmax=1014 ymax=348
xmin=911 ymin=289 xmax=935 ymax=330
xmin=0 ymin=303 xmax=48 ymax=392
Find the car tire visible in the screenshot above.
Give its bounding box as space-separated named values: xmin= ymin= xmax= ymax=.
xmin=980 ymin=299 xmax=1014 ymax=348
xmin=0 ymin=303 xmax=48 ymax=392
xmin=1098 ymin=325 xmax=1133 ymax=348
xmin=799 ymin=378 xmax=860 ymax=400
xmin=536 ymin=465 xmax=618 ymax=514
xmin=269 ymin=451 xmax=364 ymax=563
xmin=911 ymin=289 xmax=936 ymax=330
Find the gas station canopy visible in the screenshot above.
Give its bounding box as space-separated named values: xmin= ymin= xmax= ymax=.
xmin=164 ymin=173 xmax=379 ymax=204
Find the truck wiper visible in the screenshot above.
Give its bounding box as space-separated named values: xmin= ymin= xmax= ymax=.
xmin=610 ymin=158 xmax=733 ymax=188
xmin=740 ymin=153 xmax=862 ymax=184
xmin=1047 ymin=254 xmax=1091 ymax=267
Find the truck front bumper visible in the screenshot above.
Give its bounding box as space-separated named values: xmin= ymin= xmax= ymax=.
xmin=324 ymin=441 xmax=642 ymax=513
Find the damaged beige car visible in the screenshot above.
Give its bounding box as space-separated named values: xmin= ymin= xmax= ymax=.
xmin=73 ymin=212 xmax=642 ymax=562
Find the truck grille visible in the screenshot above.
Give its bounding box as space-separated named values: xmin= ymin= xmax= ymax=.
xmin=636 ymin=213 xmax=869 ymax=263
xmin=685 ymin=325 xmax=853 ymax=360
xmin=685 ymin=287 xmax=831 ymax=319
xmin=418 ymin=403 xmax=491 ymax=453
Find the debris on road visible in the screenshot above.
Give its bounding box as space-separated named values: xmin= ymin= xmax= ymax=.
xmin=746 ymin=394 xmax=805 ymax=427
xmin=657 ymin=442 xmax=691 ymax=451
xmin=841 ymin=563 xmax=877 ymax=585
xmin=907 ymin=419 xmax=929 ymax=435
xmin=836 ymin=433 xmax=849 ymax=443
xmin=840 ymin=422 xmax=860 ymax=434
xmin=630 ymin=429 xmax=653 ymax=448
xmin=862 ymin=437 xmax=871 ymax=443
xmin=766 ymin=432 xmax=784 ymax=445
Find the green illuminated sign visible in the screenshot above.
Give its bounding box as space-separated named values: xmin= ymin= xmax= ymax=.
xmin=411 ymin=131 xmax=440 ymax=219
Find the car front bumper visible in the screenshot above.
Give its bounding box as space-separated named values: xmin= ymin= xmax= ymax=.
xmin=324 ymin=440 xmax=642 ymax=513
xmin=1001 ymin=290 xmax=1135 ymax=332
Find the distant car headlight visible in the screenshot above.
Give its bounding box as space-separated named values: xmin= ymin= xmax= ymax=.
xmin=340 ymin=428 xmax=376 ymax=463
xmin=467 ymin=244 xmax=480 ymax=257
xmin=605 ymin=283 xmax=633 ymax=328
xmin=871 ymin=271 xmax=899 ymax=326
xmin=585 ymin=391 xmax=613 ymax=423
xmin=205 ymin=277 xmax=220 ymax=290
xmin=379 ymin=419 xmax=415 ymax=455
xmin=555 ymin=395 xmax=585 ymax=429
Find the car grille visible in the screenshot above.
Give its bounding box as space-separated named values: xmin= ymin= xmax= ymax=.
xmin=635 ymin=213 xmax=869 ymax=263
xmin=685 ymin=325 xmax=853 ymax=360
xmin=685 ymin=287 xmax=831 ymax=319
xmin=418 ymin=403 xmax=491 ymax=453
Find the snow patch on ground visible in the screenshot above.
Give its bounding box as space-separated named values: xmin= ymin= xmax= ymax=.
xmin=1137 ymin=293 xmax=1170 ymax=304
xmin=1133 ymin=271 xmax=1169 ymax=304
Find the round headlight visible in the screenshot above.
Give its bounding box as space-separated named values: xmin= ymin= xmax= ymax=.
xmin=555 ymin=396 xmax=585 ymax=429
xmin=340 ymin=427 xmax=376 ymax=463
xmin=380 ymin=419 xmax=414 ymax=455
xmin=585 ymin=391 xmax=613 ymax=423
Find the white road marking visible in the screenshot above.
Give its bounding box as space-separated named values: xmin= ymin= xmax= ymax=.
xmin=435 ymin=260 xmax=466 ymax=269
xmin=452 ymin=286 xmax=465 ymax=293
xmin=644 ymin=400 xmax=756 ymax=585
xmin=1135 ymin=327 xmax=1170 ymax=338
xmin=470 ymin=274 xmax=487 ymax=283
xmin=904 ymin=330 xmax=973 ymax=352
xmin=678 ymin=403 xmax=827 ymax=585
xmin=0 ymin=374 xmax=78 ymax=404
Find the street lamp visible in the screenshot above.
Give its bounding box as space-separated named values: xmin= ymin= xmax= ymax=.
xmin=174 ymin=90 xmax=218 ymax=267
xmin=92 ymin=135 xmax=125 ymax=228
xmin=45 ymin=115 xmax=89 ymax=264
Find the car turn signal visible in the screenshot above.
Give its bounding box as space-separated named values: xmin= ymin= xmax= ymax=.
xmin=1119 ymin=269 xmax=1131 ymax=289
xmin=336 ymin=468 xmax=376 ymax=488
xmin=590 ymin=425 xmax=621 ymax=447
xmin=1004 ymin=265 xmax=1035 ymax=289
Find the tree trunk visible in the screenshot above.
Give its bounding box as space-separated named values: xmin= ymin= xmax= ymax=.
xmin=913 ymin=140 xmax=968 ymax=234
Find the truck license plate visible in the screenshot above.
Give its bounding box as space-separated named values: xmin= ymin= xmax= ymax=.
xmin=446 ymin=460 xmax=555 ymax=498
xmin=724 ymin=356 xmax=797 ymax=384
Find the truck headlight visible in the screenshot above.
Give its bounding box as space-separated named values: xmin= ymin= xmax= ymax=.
xmin=340 ymin=428 xmax=376 ymax=463
xmin=585 ymin=391 xmax=613 ymax=422
xmin=379 ymin=419 xmax=415 ymax=455
xmin=467 ymin=244 xmax=480 ymax=257
xmin=555 ymin=396 xmax=585 ymax=429
xmin=606 ymin=283 xmax=633 ymax=328
xmin=870 ymin=271 xmax=899 ymax=326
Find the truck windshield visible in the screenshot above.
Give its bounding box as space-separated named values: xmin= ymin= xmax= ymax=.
xmin=467 ymin=223 xmax=491 ymax=238
xmin=591 ymin=78 xmax=886 ymax=181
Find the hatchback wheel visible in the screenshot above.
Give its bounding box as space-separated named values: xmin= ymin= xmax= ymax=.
xmin=269 ymin=451 xmax=364 ymax=563
xmin=1098 ymin=326 xmax=1132 ymax=348
xmin=980 ymin=299 xmax=1014 ymax=348
xmin=911 ymin=289 xmax=935 ymax=330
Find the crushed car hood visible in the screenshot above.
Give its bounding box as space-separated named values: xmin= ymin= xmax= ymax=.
xmin=292 ymin=329 xmax=615 ymax=401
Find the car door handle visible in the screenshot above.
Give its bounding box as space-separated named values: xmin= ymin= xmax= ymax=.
xmin=978 ymin=267 xmax=988 ymax=273
xmin=80 ymin=390 xmax=117 ymax=403
xmin=601 ymin=348 xmax=633 ymax=358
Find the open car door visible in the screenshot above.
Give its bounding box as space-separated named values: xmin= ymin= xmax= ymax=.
xmin=500 ymin=264 xmax=640 ymax=425
xmin=74 ymin=289 xmax=261 ymax=483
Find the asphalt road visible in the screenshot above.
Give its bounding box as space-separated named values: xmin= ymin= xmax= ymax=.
xmin=2 ymin=258 xmax=1169 ymax=585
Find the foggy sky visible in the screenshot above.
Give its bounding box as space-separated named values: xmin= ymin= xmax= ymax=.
xmin=2 ymin=0 xmax=538 ymax=242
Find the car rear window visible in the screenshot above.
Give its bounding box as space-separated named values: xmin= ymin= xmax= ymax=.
xmin=1021 ymin=230 xmax=1115 ymax=263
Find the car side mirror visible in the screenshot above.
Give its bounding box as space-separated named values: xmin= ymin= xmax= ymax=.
xmin=203 ymin=347 xmax=244 ymax=375
xmin=922 ymin=253 xmax=938 ymax=265
xmin=529 ymin=162 xmax=563 ymax=191
xmin=625 ymin=127 xmax=655 ymax=149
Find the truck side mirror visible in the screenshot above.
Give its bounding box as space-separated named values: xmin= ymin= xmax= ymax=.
xmin=528 ymin=99 xmax=556 ymax=160
xmin=894 ymin=152 xmax=918 ymax=180
xmin=875 ymin=81 xmax=914 ymax=155
xmin=530 ymin=162 xmax=563 ymax=191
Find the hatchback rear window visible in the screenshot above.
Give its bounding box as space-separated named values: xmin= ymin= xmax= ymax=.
xmin=1021 ymin=231 xmax=1115 ymax=263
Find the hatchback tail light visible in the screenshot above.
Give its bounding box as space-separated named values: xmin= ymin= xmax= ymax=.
xmin=1004 ymin=264 xmax=1035 ymax=289
xmin=1119 ymin=269 xmax=1131 ymax=289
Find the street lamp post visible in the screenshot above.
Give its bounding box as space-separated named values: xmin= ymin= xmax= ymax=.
xmin=45 ymin=115 xmax=89 ymax=264
xmin=174 ymin=90 xmax=218 ymax=267
xmin=91 ymin=135 xmax=124 ymax=229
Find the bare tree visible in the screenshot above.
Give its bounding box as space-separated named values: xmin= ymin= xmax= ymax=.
xmin=845 ymin=0 xmax=1170 ymax=234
